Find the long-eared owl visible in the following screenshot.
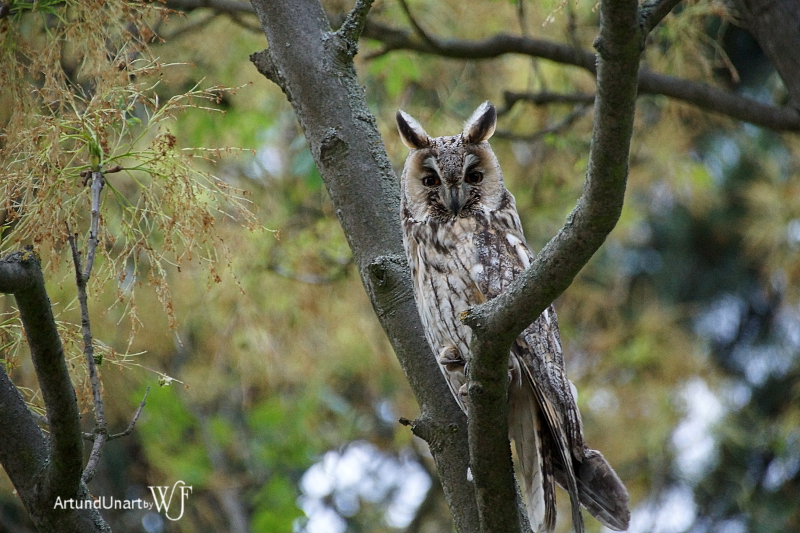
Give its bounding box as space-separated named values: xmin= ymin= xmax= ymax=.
xmin=397 ymin=102 xmax=630 ymax=533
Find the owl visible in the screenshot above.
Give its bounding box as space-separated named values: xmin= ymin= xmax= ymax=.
xmin=397 ymin=102 xmax=630 ymax=533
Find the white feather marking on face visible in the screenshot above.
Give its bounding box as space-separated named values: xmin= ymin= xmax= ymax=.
xmin=463 ymin=153 xmax=479 ymax=174
xmin=423 ymin=156 xmax=441 ymax=176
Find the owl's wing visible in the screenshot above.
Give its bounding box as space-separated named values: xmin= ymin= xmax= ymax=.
xmin=513 ymin=321 xmax=585 ymax=533
xmin=472 ymin=207 xmax=581 ymax=532
xmin=474 ymin=206 xmax=629 ymax=532
xmin=525 ymin=310 xmax=631 ymax=531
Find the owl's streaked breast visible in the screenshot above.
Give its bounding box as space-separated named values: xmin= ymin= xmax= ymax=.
xmin=402 ymin=213 xmax=485 ymax=399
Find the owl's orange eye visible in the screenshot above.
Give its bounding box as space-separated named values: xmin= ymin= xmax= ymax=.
xmin=421 ymin=174 xmax=441 ymax=187
xmin=465 ymin=170 xmax=483 ymax=184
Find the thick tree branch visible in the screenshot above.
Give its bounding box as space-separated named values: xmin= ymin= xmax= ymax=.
xmin=636 ymin=67 xmax=800 ymax=130
xmin=2 ymin=251 xmax=84 ymax=499
xmin=0 ymin=250 xmax=108 ymax=532
xmin=462 ymin=0 xmax=643 ymax=531
xmin=162 ymin=0 xmax=800 ymax=130
xmin=248 ymin=1 xmax=479 ymax=531
xmin=464 ymin=1 xmax=643 ymax=358
xmin=358 ymin=19 xmax=800 ymax=131
xmin=0 ymin=355 xmax=49 ymax=504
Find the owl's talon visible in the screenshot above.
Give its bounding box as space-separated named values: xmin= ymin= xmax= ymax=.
xmin=457 ymin=383 xmax=468 ymax=400
xmin=438 ymin=346 xmax=465 ymax=372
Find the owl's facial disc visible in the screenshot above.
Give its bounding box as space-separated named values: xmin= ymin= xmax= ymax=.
xmin=422 ymin=152 xmax=485 ymax=217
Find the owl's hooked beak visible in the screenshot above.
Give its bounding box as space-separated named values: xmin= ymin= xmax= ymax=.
xmin=444 ymin=184 xmax=470 ymax=216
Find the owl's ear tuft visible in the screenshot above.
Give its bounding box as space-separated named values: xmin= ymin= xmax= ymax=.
xmin=396 ymin=110 xmax=431 ymax=149
xmin=463 ymin=101 xmax=496 ymax=144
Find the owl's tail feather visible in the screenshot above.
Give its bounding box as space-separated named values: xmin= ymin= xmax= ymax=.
xmin=554 ymin=448 xmax=631 ymax=531
xmin=509 ymin=383 xmax=555 ymax=533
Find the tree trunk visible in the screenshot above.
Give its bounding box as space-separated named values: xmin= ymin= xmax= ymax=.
xmin=247 ymin=1 xmax=481 ymax=530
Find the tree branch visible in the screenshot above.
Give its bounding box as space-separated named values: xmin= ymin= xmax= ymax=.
xmin=248 ymin=1 xmax=479 ymax=531
xmin=163 ymin=0 xmax=800 ymax=129
xmin=3 ymin=251 xmax=85 ymax=499
xmin=501 ymin=90 xmax=596 ymax=113
xmin=336 ymin=0 xmax=374 ymax=46
xmin=397 ymin=0 xmax=441 ymax=51
xmin=463 ymin=0 xmax=642 ymax=358
xmin=109 ymin=387 xmax=149 ymax=440
xmin=639 ymin=0 xmax=683 ymax=35
xmin=0 ymin=250 xmax=109 ymax=532
xmin=462 ymin=0 xmax=643 ymax=531
xmin=67 ymin=170 xmax=108 ymax=485
xmin=494 ymin=103 xmax=592 ymax=142
xmin=0 ymin=354 xmax=49 ymax=503
xmin=357 ymin=18 xmax=800 ymax=131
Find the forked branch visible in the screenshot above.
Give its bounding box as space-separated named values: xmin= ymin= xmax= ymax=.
xmin=0 ymin=251 xmax=107 ymax=531
xmin=461 ymin=0 xmax=649 ymax=531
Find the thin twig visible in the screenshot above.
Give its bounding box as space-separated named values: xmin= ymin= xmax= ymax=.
xmin=67 ymin=222 xmax=107 ymax=484
xmin=162 ymin=12 xmax=218 ymax=40
xmin=83 ymin=171 xmax=104 ymax=281
xmin=516 ymin=0 xmax=528 ymax=37
xmin=108 ymin=387 xmax=150 ymax=440
xmin=79 ymin=388 xmax=149 ymax=442
xmin=494 ymin=104 xmax=592 ymax=142
xmin=499 ymin=90 xmax=596 ymax=116
xmin=398 ymin=0 xmax=440 ymax=50
xmin=267 ymin=247 xmax=352 ymax=284
xmin=164 ymin=0 xmax=254 ymax=15
xmin=28 ymin=408 xmax=50 ymax=428
xmin=67 ymin=170 xmax=108 ymax=485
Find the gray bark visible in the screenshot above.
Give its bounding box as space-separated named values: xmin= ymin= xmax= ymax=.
xmin=247 ymin=1 xmax=480 ymax=530
xmin=0 ymin=250 xmax=109 ymax=532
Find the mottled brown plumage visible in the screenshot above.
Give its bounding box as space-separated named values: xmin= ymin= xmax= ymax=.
xmin=397 ymin=102 xmax=630 ymax=533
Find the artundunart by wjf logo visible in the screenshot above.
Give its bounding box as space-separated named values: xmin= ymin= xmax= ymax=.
xmin=149 ymin=480 xmax=193 ymax=521
xmin=54 ymin=480 xmax=193 ymax=521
